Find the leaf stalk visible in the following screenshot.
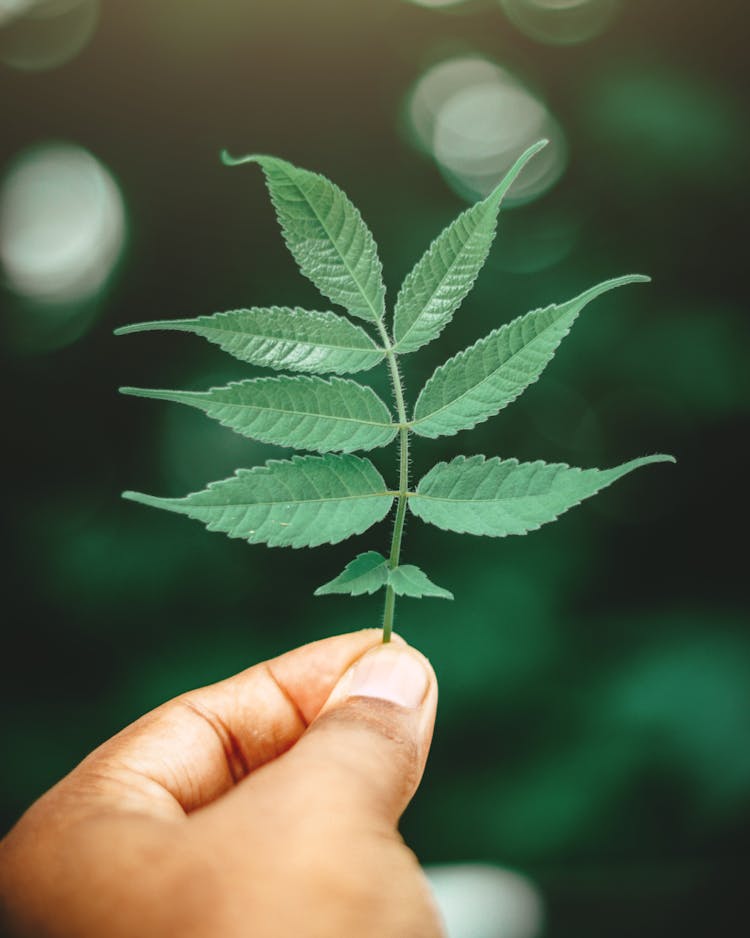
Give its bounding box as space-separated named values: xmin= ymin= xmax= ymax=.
xmin=376 ymin=320 xmax=410 ymax=643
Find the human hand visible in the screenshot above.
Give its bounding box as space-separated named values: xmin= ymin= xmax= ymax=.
xmin=0 ymin=630 xmax=442 ymax=937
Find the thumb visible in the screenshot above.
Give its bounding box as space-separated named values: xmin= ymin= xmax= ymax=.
xmin=230 ymin=640 xmax=438 ymax=830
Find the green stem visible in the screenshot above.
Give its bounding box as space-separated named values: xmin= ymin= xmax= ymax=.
xmin=375 ymin=321 xmax=410 ymax=644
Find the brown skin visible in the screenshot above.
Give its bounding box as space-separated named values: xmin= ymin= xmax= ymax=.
xmin=0 ymin=630 xmax=444 ymax=938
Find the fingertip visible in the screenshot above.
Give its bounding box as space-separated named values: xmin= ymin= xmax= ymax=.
xmin=341 ymin=644 xmax=431 ymax=709
xmin=319 ymin=640 xmax=438 ymax=760
xmin=268 ymin=641 xmax=438 ymax=825
xmin=387 ymin=630 xmax=409 ymax=647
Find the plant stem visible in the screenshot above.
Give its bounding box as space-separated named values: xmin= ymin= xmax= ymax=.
xmin=376 ymin=320 xmax=410 ymax=644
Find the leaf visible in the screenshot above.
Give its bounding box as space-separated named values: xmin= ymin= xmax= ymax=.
xmin=314 ymin=552 xmax=453 ymax=599
xmin=388 ymin=565 xmax=453 ymax=600
xmin=314 ymin=551 xmax=389 ymax=596
xmin=121 ymin=376 xmax=397 ymax=454
xmin=393 ymin=141 xmax=547 ymax=354
xmin=115 ymin=307 xmax=384 ymax=375
xmin=409 ymin=454 xmax=675 ymax=537
xmin=412 ymin=276 xmax=649 ymax=439
xmin=222 ymin=152 xmax=386 ymax=322
xmin=123 ymin=454 xmax=394 ymax=549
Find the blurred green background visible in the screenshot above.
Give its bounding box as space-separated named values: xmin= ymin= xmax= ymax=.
xmin=1 ymin=1 xmax=748 ymax=935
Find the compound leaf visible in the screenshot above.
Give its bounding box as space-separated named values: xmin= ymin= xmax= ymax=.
xmin=123 ymin=454 xmax=394 ymax=549
xmin=314 ymin=551 xmax=389 ymax=596
xmin=409 ymin=454 xmax=675 ymax=537
xmin=412 ymin=276 xmax=648 ymax=439
xmin=121 ymin=376 xmax=397 ymax=454
xmin=394 ymin=141 xmax=547 ymax=354
xmin=222 ymin=152 xmax=386 ymax=322
xmin=115 ymin=307 xmax=384 ymax=375
xmin=388 ymin=564 xmax=453 ymax=600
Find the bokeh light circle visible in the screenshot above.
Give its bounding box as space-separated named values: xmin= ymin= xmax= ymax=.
xmin=0 ymin=0 xmax=99 ymax=71
xmin=407 ymin=55 xmax=506 ymax=155
xmin=499 ymin=0 xmax=617 ymax=45
xmin=407 ymin=0 xmax=469 ymax=7
xmin=433 ymin=79 xmax=566 ymax=203
xmin=425 ymin=864 xmax=544 ymax=938
xmin=0 ymin=142 xmax=125 ymax=304
xmin=406 ymin=55 xmax=566 ymax=204
xmin=0 ymin=1 xmax=37 ymax=26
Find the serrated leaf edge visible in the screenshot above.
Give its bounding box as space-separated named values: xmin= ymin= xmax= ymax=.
xmin=223 ymin=152 xmax=386 ymax=323
xmin=409 ymin=453 xmax=676 ymax=536
xmin=114 ymin=307 xmax=386 ymax=374
xmin=411 ymin=275 xmax=650 ymax=438
xmin=122 ymin=454 xmax=396 ymax=550
xmin=119 ymin=375 xmax=398 ymax=453
xmin=393 ymin=139 xmax=549 ymax=353
xmin=313 ymin=551 xmax=389 ymax=596
xmin=388 ymin=564 xmax=454 ymax=600
xmin=314 ymin=552 xmax=453 ymax=599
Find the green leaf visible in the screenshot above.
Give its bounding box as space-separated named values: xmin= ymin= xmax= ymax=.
xmin=123 ymin=454 xmax=393 ymax=549
xmin=388 ymin=565 xmax=453 ymax=600
xmin=314 ymin=552 xmax=453 ymax=599
xmin=393 ymin=141 xmax=547 ymax=354
xmin=115 ymin=307 xmax=384 ymax=375
xmin=222 ymin=152 xmax=386 ymax=322
xmin=314 ymin=551 xmax=389 ymax=596
xmin=121 ymin=376 xmax=397 ymax=454
xmin=409 ymin=454 xmax=675 ymax=537
xmin=412 ymin=276 xmax=649 ymax=439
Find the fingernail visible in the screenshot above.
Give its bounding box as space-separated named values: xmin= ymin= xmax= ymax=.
xmin=346 ymin=646 xmax=430 ymax=709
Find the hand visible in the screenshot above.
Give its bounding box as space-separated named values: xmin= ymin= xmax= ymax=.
xmin=0 ymin=630 xmax=442 ymax=937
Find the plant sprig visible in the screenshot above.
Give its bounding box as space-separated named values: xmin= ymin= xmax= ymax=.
xmin=117 ymin=142 xmax=674 ymax=642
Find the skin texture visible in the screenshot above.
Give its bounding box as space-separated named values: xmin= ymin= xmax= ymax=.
xmin=0 ymin=630 xmax=444 ymax=938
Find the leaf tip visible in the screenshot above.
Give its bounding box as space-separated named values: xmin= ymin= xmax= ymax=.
xmin=114 ymin=321 xmax=168 ymax=336
xmin=220 ymin=149 xmax=261 ymax=168
xmin=437 ymin=589 xmax=455 ymax=601
xmin=528 ymin=137 xmax=549 ymax=155
xmin=488 ymin=138 xmax=550 ymax=205
xmin=220 ymin=149 xmax=240 ymax=166
xmin=121 ymin=490 xmax=170 ymax=510
xmin=574 ymin=273 xmax=653 ymax=309
xmin=113 ymin=324 xmax=138 ymax=336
